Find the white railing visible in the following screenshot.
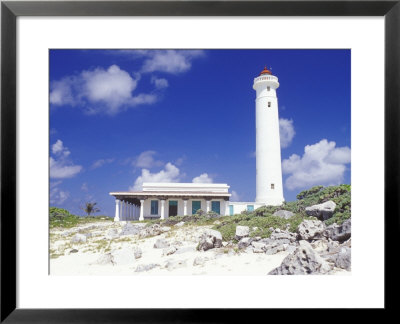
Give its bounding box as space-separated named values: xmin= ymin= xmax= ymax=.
xmin=254 ymin=75 xmax=278 ymax=82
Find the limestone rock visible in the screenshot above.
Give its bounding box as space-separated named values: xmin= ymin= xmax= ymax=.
xmin=106 ymin=228 xmax=119 ymax=239
xmin=175 ymin=221 xmax=185 ymax=227
xmin=297 ymin=220 xmax=326 ymax=241
xmin=120 ymin=223 xmax=140 ymax=236
xmin=133 ymin=246 xmax=142 ymax=259
xmin=160 ymin=226 xmax=171 ymax=233
xmin=270 ymin=229 xmax=297 ymax=243
xmin=139 ymin=224 xmax=163 ymax=238
xmin=197 ymin=229 xmax=223 ymax=251
xmin=162 ymin=246 xmax=178 ymax=256
xmin=305 ymin=200 xmax=336 ymax=220
xmin=96 ymin=253 xmax=114 ymax=265
xmin=269 ymin=240 xmax=332 ymax=275
xmin=273 ymin=210 xmax=294 ymax=219
xmin=235 ymin=226 xmax=250 ymax=240
xmin=238 ymin=237 xmax=253 ymax=249
xmin=193 ymin=256 xmax=208 ymax=266
xmin=154 ymin=238 xmax=170 ymax=249
xmin=335 ymin=246 xmax=351 ymax=270
xmin=164 ymin=259 xmax=187 ymax=271
xmin=135 ymin=263 xmax=159 ymax=272
xmin=71 ymin=233 xmax=87 ymax=244
xmin=323 ymin=219 xmax=351 ymax=243
xmin=111 ymin=247 xmax=138 ymax=265
xmin=252 ymin=241 xmax=268 ymax=253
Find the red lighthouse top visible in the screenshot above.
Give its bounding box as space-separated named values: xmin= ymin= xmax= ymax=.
xmin=259 ymin=66 xmax=272 ymax=76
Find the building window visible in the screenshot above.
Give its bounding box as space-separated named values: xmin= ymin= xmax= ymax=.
xmin=247 ymin=205 xmax=254 ymax=212
xmin=192 ymin=201 xmax=201 ymax=214
xmin=271 ymin=183 xmax=275 ymax=189
xmin=268 ymin=102 xmax=271 ymax=107
xmin=267 ymin=86 xmax=270 ymax=91
xmin=211 ymin=201 xmax=220 ymax=214
xmin=151 ymin=200 xmax=159 ymax=215
xmin=229 ymin=205 xmax=234 ymax=216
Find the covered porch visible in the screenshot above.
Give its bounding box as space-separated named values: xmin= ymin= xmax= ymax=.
xmin=110 ymin=191 xmax=231 ymax=221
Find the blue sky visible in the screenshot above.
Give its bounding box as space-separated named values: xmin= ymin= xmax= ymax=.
xmin=49 ymin=49 xmax=351 ymax=216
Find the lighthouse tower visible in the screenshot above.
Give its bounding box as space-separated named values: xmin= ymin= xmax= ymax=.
xmin=253 ymin=67 xmax=284 ymax=205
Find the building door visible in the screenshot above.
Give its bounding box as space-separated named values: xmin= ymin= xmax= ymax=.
xmin=211 ymin=201 xmax=220 ymax=214
xmin=229 ymin=205 xmax=234 ymax=216
xmin=169 ymin=200 xmax=178 ymax=217
xmin=192 ymin=201 xmax=201 ymax=214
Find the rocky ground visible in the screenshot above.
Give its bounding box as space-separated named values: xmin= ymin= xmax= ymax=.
xmin=50 ymin=203 xmax=351 ymax=275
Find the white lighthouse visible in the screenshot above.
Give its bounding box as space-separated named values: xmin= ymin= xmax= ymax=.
xmin=253 ymin=67 xmax=284 ymax=205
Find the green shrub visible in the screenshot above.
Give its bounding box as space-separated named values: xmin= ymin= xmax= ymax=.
xmin=211 ymin=184 xmax=351 ymax=240
xmin=49 ymin=207 xmax=112 ymax=228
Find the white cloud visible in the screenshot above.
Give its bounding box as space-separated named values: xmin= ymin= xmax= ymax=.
xmin=133 ymin=151 xmax=163 ymax=169
xmin=282 ymin=139 xmax=351 ymax=191
xmin=230 ymin=190 xmax=240 ymax=202
xmin=141 ymin=50 xmax=204 ymax=74
xmin=50 ymin=65 xmax=157 ymax=115
xmin=192 ymin=173 xmax=213 ymax=184
xmin=51 ymin=139 xmax=70 ymax=156
xmin=50 ymin=182 xmax=70 ymax=205
xmin=50 ymin=140 xmax=82 ymax=179
xmin=130 ymin=162 xmax=181 ymax=191
xmin=279 ymin=118 xmax=295 ymax=148
xmin=151 ymin=76 xmax=169 ymax=89
xmin=91 ymin=158 xmax=115 ymax=169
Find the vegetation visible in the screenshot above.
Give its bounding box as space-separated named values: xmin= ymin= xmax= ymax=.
xmin=49 ymin=206 xmax=112 ymax=229
xmin=81 ymin=202 xmax=100 ymax=217
xmin=211 ymin=184 xmax=351 ymax=241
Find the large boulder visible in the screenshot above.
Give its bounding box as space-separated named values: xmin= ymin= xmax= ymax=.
xmin=323 ymin=219 xmax=351 ymax=242
xmin=269 ymin=240 xmax=332 ymax=275
xmin=305 ymin=200 xmax=336 ymax=220
xmin=297 ymin=220 xmax=326 ymax=241
xmin=335 ymin=246 xmax=351 ymax=270
xmin=235 ymin=226 xmax=250 ymax=240
xmin=273 ymin=210 xmax=294 ymax=219
xmin=197 ymin=229 xmax=223 ymax=251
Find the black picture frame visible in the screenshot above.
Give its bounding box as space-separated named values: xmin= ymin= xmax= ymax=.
xmin=1 ymin=0 xmax=399 ymax=322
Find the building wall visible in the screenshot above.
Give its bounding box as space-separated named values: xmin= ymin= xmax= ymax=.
xmin=229 ymin=202 xmax=266 ymax=215
xmin=142 ymin=198 xmax=227 ymax=218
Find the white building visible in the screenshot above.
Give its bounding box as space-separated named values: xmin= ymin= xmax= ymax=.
xmin=110 ymin=67 xmax=284 ymax=220
xmin=110 ymin=183 xmax=231 ymax=221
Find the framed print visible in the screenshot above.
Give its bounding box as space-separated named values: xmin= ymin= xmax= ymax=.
xmin=1 ymin=0 xmax=399 ymax=322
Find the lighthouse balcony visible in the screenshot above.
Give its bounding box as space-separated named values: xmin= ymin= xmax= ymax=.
xmin=253 ymin=75 xmax=279 ymax=90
